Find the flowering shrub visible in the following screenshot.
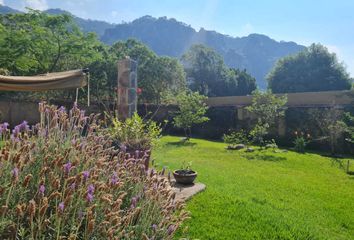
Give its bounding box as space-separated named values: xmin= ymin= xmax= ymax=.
xmin=0 ymin=102 xmax=187 ymax=239
xmin=293 ymin=131 xmax=311 ymax=153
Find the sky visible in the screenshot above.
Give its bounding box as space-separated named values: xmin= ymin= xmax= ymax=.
xmin=2 ymin=0 xmax=354 ymax=76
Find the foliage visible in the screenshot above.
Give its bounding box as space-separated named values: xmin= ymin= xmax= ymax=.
xmin=173 ymin=91 xmax=209 ymax=138
xmin=293 ymin=136 xmax=307 ymax=153
xmin=223 ymin=130 xmax=249 ymax=146
xmin=249 ymin=123 xmax=269 ymax=146
xmin=109 ymin=112 xmax=162 ymax=151
xmin=309 ymin=106 xmax=347 ymax=154
xmin=268 ymin=43 xmax=353 ymax=93
xmin=343 ymin=112 xmax=354 ymax=144
xmin=0 ymin=10 xmax=105 ymax=101
xmin=246 ymin=90 xmax=287 ymax=146
xmin=111 ymin=39 xmax=187 ymax=104
xmin=0 ymin=12 xmax=186 ymax=104
xmin=182 ymin=44 xmax=256 ymax=97
xmin=155 ymin=136 xmax=354 ymax=240
xmin=0 ymin=103 xmax=187 ymax=239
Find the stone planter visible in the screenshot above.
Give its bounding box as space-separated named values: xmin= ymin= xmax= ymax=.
xmin=173 ymin=170 xmax=197 ymax=185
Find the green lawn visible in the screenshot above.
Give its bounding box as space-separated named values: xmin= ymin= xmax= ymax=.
xmin=153 ymin=136 xmax=354 ymax=240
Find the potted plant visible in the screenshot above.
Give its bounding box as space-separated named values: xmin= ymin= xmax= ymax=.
xmin=173 ymin=162 xmax=197 ymax=185
xmin=108 ymin=113 xmax=161 ymax=170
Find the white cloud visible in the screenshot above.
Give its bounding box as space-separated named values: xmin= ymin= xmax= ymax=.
xmin=24 ymin=0 xmax=48 ymax=11
xmin=0 ymin=0 xmax=4 ymax=5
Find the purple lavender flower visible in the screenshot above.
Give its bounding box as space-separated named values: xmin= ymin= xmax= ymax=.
xmin=64 ymin=162 xmax=72 ymax=174
xmin=10 ymin=134 xmax=19 ymax=143
xmin=167 ymin=225 xmax=175 ymax=235
xmin=110 ymin=172 xmax=118 ymax=185
xmin=86 ymin=193 xmax=94 ymax=203
xmin=151 ymin=224 xmax=157 ymax=232
xmin=11 ymin=167 xmax=19 ymax=178
xmin=88 ymin=184 xmax=95 ymax=194
xmin=19 ymin=120 xmax=29 ymax=131
xmin=70 ymin=182 xmax=76 ymax=190
xmin=0 ymin=122 xmax=9 ymax=134
xmin=12 ymin=126 xmax=20 ymax=137
xmin=58 ymin=202 xmax=65 ymax=212
xmin=135 ymin=150 xmax=140 ymax=158
xmin=78 ymin=209 xmax=84 ymax=219
xmin=82 ymin=171 xmax=90 ymax=181
xmin=119 ymin=144 xmax=127 ymax=152
xmin=71 ymin=139 xmax=77 ymax=145
xmin=130 ymin=197 xmax=137 ymax=208
xmin=58 ymin=106 xmax=66 ymax=113
xmin=3 ymin=122 xmax=9 ymax=129
xmin=39 ymin=185 xmax=45 ymax=194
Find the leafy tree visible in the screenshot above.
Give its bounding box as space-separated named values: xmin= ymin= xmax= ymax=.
xmin=307 ymin=106 xmax=348 ymax=155
xmin=173 ymin=91 xmax=209 ymax=138
xmin=268 ymin=44 xmax=353 ymax=93
xmin=0 ymin=10 xmax=105 ymax=101
xmin=0 ymin=10 xmax=103 ymax=75
xmin=111 ymin=39 xmax=186 ymax=104
xmin=246 ymin=90 xmax=287 ymax=146
xmin=182 ymin=44 xmax=256 ymax=97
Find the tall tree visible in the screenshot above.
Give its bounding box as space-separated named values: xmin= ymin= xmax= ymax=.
xmin=182 ymin=44 xmax=256 ymax=97
xmin=0 ymin=10 xmax=103 ymax=75
xmin=267 ymin=44 xmax=353 ymax=93
xmin=110 ymin=39 xmax=186 ymax=104
xmin=0 ymin=10 xmax=105 ymax=101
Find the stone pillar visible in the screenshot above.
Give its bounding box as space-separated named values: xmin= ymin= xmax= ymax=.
xmin=117 ymin=58 xmax=137 ymax=120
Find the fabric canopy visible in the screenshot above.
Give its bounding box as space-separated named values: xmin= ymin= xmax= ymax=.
xmin=0 ymin=69 xmax=87 ymax=91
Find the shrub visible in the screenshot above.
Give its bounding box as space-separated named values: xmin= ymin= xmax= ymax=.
xmin=0 ymin=103 xmax=187 ymax=239
xmin=109 ymin=112 xmax=162 ymax=151
xmin=173 ymin=91 xmax=209 ymax=138
xmin=293 ymin=131 xmax=311 ymax=153
xmin=246 ymin=91 xmax=287 ymax=146
xmin=223 ymin=130 xmax=249 ymax=146
xmin=294 ymin=137 xmax=307 ymax=153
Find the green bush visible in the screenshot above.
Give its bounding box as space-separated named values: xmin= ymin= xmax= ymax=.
xmin=294 ymin=136 xmax=307 ymax=153
xmin=223 ymin=130 xmax=249 ymax=146
xmin=108 ymin=113 xmax=162 ymax=151
xmin=0 ymin=103 xmax=186 ymax=239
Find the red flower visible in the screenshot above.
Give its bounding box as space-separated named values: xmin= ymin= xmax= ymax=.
xmin=137 ymin=88 xmax=142 ymax=95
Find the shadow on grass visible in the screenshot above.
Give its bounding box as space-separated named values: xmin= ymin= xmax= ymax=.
xmin=243 ymin=154 xmax=286 ymax=162
xmin=165 ymin=141 xmax=197 ymax=147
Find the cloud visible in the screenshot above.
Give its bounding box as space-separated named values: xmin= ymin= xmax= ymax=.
xmin=0 ymin=0 xmax=4 ymax=5
xmin=24 ymin=0 xmax=48 ymax=11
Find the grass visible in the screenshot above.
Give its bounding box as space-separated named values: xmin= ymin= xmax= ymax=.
xmin=153 ymin=136 xmax=354 ymax=240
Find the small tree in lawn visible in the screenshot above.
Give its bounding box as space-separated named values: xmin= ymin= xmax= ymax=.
xmin=246 ymin=90 xmax=287 ymax=147
xmin=312 ymin=106 xmax=347 ymax=155
xmin=173 ymin=91 xmax=209 ymax=139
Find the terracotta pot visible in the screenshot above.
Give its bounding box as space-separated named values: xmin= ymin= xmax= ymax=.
xmin=125 ymin=149 xmax=151 ymax=170
xmin=173 ymin=170 xmax=197 ymax=185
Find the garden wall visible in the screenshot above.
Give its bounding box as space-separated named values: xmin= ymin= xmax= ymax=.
xmin=0 ymin=89 xmax=353 ymax=153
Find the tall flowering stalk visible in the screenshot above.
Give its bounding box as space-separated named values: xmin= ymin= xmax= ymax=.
xmin=0 ymin=102 xmax=188 ymax=239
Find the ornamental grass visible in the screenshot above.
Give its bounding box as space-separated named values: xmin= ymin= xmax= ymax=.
xmin=0 ymin=102 xmax=188 ymax=239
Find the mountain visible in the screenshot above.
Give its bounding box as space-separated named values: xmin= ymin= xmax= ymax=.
xmin=44 ymin=9 xmax=115 ymax=37
xmin=0 ymin=4 xmax=21 ymax=14
xmin=0 ymin=6 xmax=305 ymax=88
xmin=101 ymin=16 xmax=305 ymax=89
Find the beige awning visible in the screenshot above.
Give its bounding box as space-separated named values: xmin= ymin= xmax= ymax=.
xmin=0 ymin=69 xmax=87 ymax=91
